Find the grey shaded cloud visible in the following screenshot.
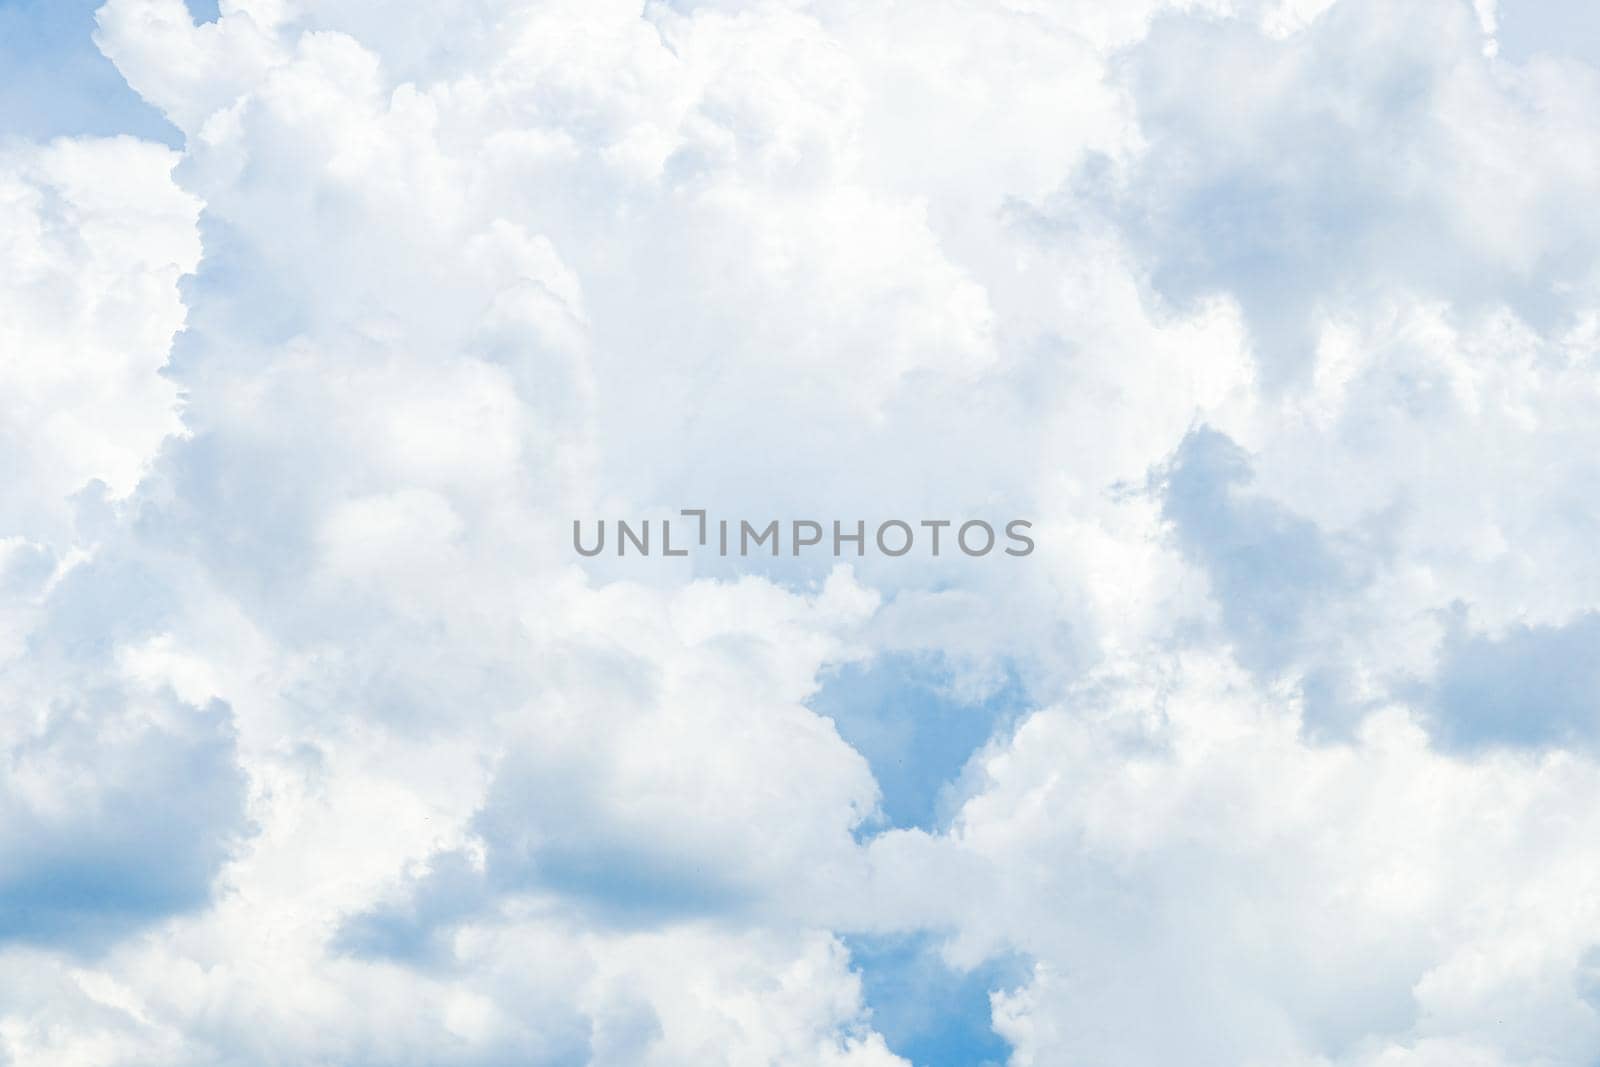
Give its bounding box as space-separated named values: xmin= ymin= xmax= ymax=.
xmin=1098 ymin=0 xmax=1600 ymax=385
xmin=333 ymin=848 xmax=488 ymax=964
xmin=1428 ymin=610 xmax=1600 ymax=750
xmin=0 ymin=688 xmax=248 ymax=951
xmin=1159 ymin=425 xmax=1359 ymax=674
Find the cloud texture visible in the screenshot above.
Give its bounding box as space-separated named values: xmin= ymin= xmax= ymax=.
xmin=4 ymin=0 xmax=1600 ymax=1063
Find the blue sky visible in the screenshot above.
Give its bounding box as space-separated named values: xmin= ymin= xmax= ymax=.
xmin=0 ymin=0 xmax=179 ymax=142
xmin=1494 ymin=0 xmax=1600 ymax=63
xmin=810 ymin=652 xmax=1027 ymax=833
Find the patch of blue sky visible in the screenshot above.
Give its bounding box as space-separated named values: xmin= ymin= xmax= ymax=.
xmin=0 ymin=0 xmax=180 ymax=144
xmin=1494 ymin=0 xmax=1600 ymax=65
xmin=846 ymin=932 xmax=1027 ymax=1067
xmin=809 ymin=651 xmax=1027 ymax=834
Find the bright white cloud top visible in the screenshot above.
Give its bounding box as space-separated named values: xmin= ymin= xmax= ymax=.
xmin=2 ymin=0 xmax=1600 ymax=1063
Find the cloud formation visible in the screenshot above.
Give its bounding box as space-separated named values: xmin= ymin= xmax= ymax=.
xmin=3 ymin=0 xmax=1600 ymax=1063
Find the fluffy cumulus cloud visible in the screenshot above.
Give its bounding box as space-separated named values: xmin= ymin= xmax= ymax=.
xmin=3 ymin=0 xmax=1600 ymax=1063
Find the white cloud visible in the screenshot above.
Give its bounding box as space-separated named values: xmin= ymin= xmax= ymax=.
xmin=0 ymin=136 xmax=198 ymax=540
xmin=5 ymin=0 xmax=1600 ymax=1063
xmin=868 ymin=654 xmax=1600 ymax=1064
